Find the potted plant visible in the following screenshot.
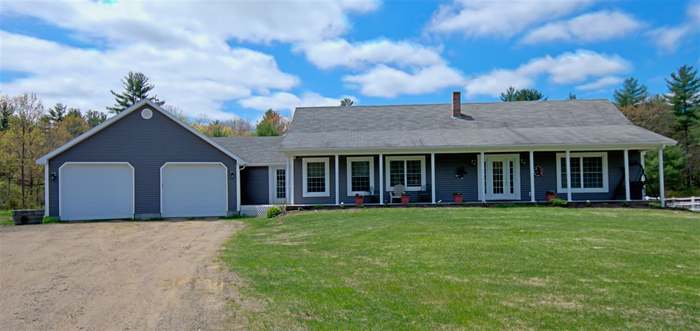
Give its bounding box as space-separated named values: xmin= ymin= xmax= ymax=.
xmin=545 ymin=191 xmax=556 ymax=202
xmin=400 ymin=193 xmax=410 ymax=206
xmin=453 ymin=192 xmax=464 ymax=204
xmin=354 ymin=193 xmax=364 ymax=206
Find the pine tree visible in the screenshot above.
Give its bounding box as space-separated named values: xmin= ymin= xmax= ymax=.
xmin=85 ymin=110 xmax=107 ymax=128
xmin=500 ymin=87 xmax=545 ymax=101
xmin=0 ymin=96 xmax=13 ymax=131
xmin=613 ymin=77 xmax=648 ymax=107
xmin=340 ymin=97 xmax=355 ymax=106
xmin=107 ymin=72 xmax=164 ymax=113
xmin=47 ymin=103 xmax=66 ymax=125
xmin=665 ymin=65 xmax=700 ymax=189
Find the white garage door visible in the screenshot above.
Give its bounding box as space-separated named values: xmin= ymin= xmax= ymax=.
xmin=161 ymin=163 xmax=228 ymax=218
xmin=60 ymin=162 xmax=134 ymax=221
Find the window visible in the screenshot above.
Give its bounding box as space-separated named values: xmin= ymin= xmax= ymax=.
xmin=276 ymin=169 xmax=286 ymax=199
xmin=346 ymin=157 xmax=374 ymax=196
xmin=302 ymin=158 xmax=330 ymax=197
xmin=385 ymin=156 xmax=426 ymax=191
xmin=556 ymin=152 xmax=608 ymax=193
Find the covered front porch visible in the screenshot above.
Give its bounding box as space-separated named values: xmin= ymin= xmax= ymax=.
xmin=282 ymin=147 xmax=668 ymax=207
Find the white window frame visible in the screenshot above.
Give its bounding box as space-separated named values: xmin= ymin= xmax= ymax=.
xmin=556 ymin=152 xmax=609 ymax=193
xmin=346 ymin=156 xmax=374 ymax=196
xmin=302 ymin=157 xmax=330 ymax=197
xmin=385 ymin=156 xmax=426 ymax=192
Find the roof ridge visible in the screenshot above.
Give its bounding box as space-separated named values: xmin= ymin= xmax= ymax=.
xmin=294 ymin=99 xmax=611 ymax=110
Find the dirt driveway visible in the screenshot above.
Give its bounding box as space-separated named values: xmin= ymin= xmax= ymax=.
xmin=0 ymin=220 xmax=244 ymax=330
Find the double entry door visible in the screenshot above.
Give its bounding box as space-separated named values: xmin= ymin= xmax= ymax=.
xmin=483 ymin=154 xmax=521 ymax=200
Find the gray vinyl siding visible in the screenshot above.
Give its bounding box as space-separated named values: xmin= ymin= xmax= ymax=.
xmin=47 ymin=105 xmax=238 ymax=218
xmin=292 ymin=154 xmax=433 ymax=205
xmin=339 ymin=155 xmax=380 ymax=204
xmin=241 ymin=166 xmax=269 ymax=205
xmin=433 ymin=150 xmax=641 ymax=202
xmin=293 ymin=156 xmax=336 ymax=205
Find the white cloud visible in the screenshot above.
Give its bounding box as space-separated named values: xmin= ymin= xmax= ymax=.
xmin=464 ymin=50 xmax=629 ymax=97
xmin=648 ymin=2 xmax=700 ymax=53
xmin=0 ymin=0 xmax=381 ymax=119
xmin=0 ymin=31 xmax=298 ymax=119
xmin=521 ymin=11 xmax=642 ymax=44
xmin=297 ymin=38 xmax=444 ymax=69
xmin=648 ymin=26 xmax=692 ymax=53
xmin=426 ymin=0 xmax=593 ymax=38
xmin=239 ymin=92 xmax=347 ymax=111
xmin=344 ymin=64 xmax=464 ymax=97
xmin=576 ymin=76 xmax=623 ymax=91
xmin=2 ymin=0 xmax=378 ymax=46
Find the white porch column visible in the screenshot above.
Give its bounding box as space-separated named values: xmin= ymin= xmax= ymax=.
xmin=640 ymin=151 xmax=646 ymax=197
xmin=624 ymin=149 xmax=631 ymax=201
xmin=289 ymin=156 xmax=295 ymax=205
xmin=565 ymin=150 xmax=572 ymax=202
xmin=335 ymin=154 xmax=339 ymax=205
xmin=480 ymin=152 xmax=486 ymax=203
xmin=529 ymin=151 xmax=535 ymax=202
xmin=659 ymin=146 xmax=665 ymax=208
xmin=431 ymin=153 xmax=436 ymax=204
xmin=236 ymin=163 xmax=241 ymax=212
xmin=379 ymin=153 xmax=384 ymax=205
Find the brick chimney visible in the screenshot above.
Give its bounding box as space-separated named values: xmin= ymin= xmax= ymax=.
xmin=452 ymin=91 xmax=461 ymax=117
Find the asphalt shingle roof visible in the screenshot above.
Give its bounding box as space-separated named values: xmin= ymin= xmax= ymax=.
xmin=281 ymin=100 xmax=676 ymax=151
xmin=212 ymin=136 xmax=285 ymax=165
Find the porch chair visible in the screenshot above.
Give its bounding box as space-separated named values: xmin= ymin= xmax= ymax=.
xmin=389 ymin=184 xmax=405 ymax=203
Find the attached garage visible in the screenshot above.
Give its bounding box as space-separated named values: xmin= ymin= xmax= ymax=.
xmin=59 ymin=162 xmax=134 ymax=221
xmin=161 ymin=162 xmax=228 ymax=218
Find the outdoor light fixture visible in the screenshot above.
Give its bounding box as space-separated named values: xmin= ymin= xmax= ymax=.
xmin=230 ymin=171 xmax=236 ymax=179
xmin=470 ymin=158 xmax=477 ymax=166
xmin=521 ymin=158 xmax=528 ymax=166
xmin=50 ymin=172 xmax=57 ymax=181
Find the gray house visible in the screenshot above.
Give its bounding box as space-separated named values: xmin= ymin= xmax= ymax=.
xmin=37 ymin=93 xmax=675 ymax=220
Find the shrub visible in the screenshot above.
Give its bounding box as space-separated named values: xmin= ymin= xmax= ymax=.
xmin=267 ymin=206 xmax=283 ymax=218
xmin=42 ymin=216 xmax=59 ymax=224
xmin=549 ymin=198 xmax=568 ymax=207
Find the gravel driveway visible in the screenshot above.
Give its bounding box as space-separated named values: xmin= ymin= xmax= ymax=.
xmin=0 ymin=220 xmax=244 ymax=330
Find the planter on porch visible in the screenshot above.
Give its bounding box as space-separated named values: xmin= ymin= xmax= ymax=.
xmin=400 ymin=194 xmax=410 ymax=206
xmin=545 ymin=191 xmax=556 ymax=201
xmin=453 ymin=192 xmax=464 ymax=204
xmin=354 ymin=194 xmax=364 ymax=206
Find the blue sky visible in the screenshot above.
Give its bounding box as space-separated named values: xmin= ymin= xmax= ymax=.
xmin=1 ymin=1 xmax=699 ymax=122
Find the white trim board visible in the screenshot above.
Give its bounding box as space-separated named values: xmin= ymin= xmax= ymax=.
xmin=302 ymin=157 xmax=331 ymax=198
xmin=58 ymin=162 xmax=135 ymax=220
xmin=346 ymin=156 xmax=375 ymax=196
xmin=555 ymin=152 xmax=609 ymax=193
xmin=159 ymin=162 xmax=229 ymax=217
xmin=37 ymin=99 xmax=245 ymax=165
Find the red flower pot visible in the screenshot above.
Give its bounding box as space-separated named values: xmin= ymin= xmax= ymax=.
xmin=400 ymin=195 xmax=410 ymax=206
xmin=453 ymin=194 xmax=463 ymax=204
xmin=354 ymin=195 xmax=364 ymax=206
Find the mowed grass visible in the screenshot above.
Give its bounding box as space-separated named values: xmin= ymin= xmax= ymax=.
xmin=0 ymin=210 xmax=12 ymax=226
xmin=221 ymin=207 xmax=700 ymax=330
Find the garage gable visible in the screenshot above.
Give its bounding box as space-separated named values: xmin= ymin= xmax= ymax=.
xmin=43 ymin=100 xmax=243 ymax=218
xmin=37 ymin=99 xmax=244 ymax=165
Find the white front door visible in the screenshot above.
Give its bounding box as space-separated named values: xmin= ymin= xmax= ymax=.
xmin=269 ymin=166 xmax=287 ymax=204
xmin=485 ymin=154 xmax=521 ymax=200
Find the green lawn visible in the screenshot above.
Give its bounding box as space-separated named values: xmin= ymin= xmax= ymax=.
xmin=0 ymin=210 xmax=12 ymax=226
xmin=221 ymin=207 xmax=700 ymax=330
